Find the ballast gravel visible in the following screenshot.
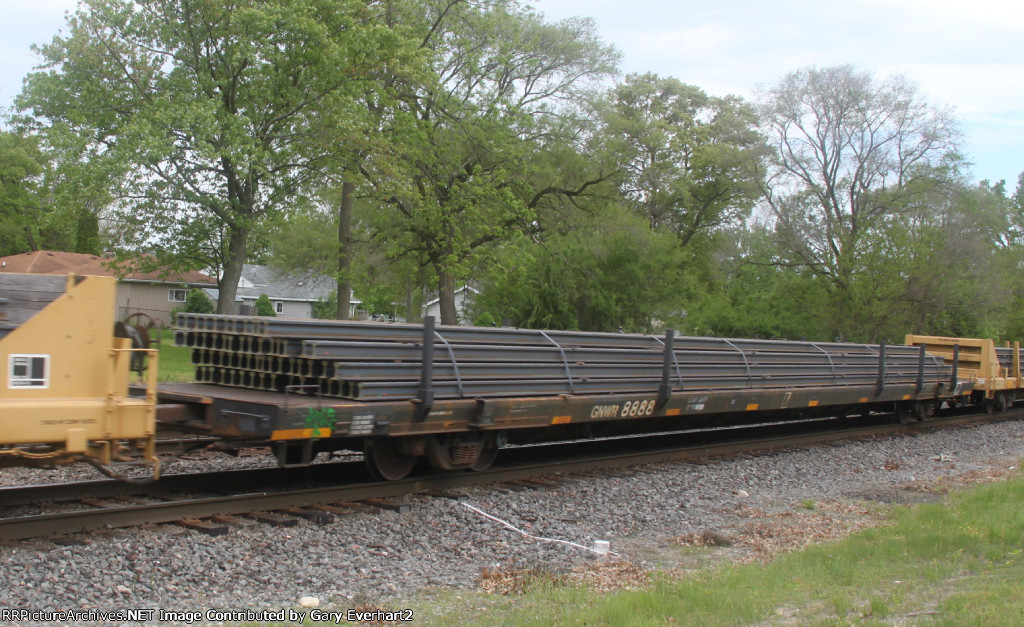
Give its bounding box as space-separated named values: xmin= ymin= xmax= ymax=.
xmin=2 ymin=418 xmax=1024 ymax=624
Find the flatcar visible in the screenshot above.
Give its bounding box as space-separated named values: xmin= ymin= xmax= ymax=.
xmin=0 ymin=274 xmax=158 ymax=476
xmin=906 ymin=335 xmax=1019 ymax=411
xmin=157 ymin=313 xmax=972 ymax=480
xmin=1 ymin=271 xmax=1017 ymax=483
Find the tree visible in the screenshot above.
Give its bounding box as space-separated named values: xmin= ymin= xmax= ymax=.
xmin=17 ymin=0 xmax=412 ymax=312
xmin=684 ymin=221 xmax=831 ymax=340
xmin=359 ymin=0 xmax=619 ymax=324
xmin=757 ymin=65 xmax=961 ymax=340
xmin=987 ymin=172 xmax=1024 ymax=339
xmin=591 ymin=73 xmax=766 ymax=246
xmin=267 ymin=191 xmax=417 ymax=320
xmin=0 ymin=129 xmax=46 ymax=254
xmin=473 ymin=206 xmax=690 ymax=332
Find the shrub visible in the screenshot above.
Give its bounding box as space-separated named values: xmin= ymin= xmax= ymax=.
xmin=312 ymin=291 xmax=338 ymax=319
xmin=255 ymin=293 xmax=276 ymax=317
xmin=170 ymin=288 xmax=215 ymax=323
xmin=474 ymin=311 xmax=497 ymax=327
xmin=186 ymin=288 xmax=215 ymax=314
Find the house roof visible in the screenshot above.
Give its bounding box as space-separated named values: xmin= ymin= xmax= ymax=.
xmin=233 ymin=264 xmax=341 ymax=302
xmin=0 ymin=250 xmax=216 ymax=285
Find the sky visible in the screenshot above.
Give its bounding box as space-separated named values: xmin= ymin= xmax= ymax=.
xmin=1 ymin=0 xmax=1021 ymax=188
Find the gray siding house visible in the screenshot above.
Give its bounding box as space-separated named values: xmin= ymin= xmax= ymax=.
xmin=208 ymin=264 xmax=359 ymax=318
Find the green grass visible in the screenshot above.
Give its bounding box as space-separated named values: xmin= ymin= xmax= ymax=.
xmin=405 ymin=473 xmax=1024 ymax=626
xmin=154 ymin=328 xmax=195 ymax=382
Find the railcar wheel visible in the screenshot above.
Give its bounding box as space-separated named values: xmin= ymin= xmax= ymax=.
xmin=470 ymin=442 xmax=499 ymax=472
xmin=364 ymin=438 xmax=417 ymax=481
xmin=424 ymin=433 xmax=503 ymax=471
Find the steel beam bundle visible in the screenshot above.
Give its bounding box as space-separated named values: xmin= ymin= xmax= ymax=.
xmin=176 ymin=314 xmax=952 ymax=402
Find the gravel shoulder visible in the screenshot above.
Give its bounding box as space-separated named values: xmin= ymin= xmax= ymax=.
xmin=2 ymin=418 xmax=1023 ymax=624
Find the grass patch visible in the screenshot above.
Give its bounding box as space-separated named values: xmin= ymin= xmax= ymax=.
xmin=133 ymin=328 xmax=194 ymax=383
xmin=156 ymin=328 xmax=195 ymax=382
xmin=407 ymin=472 xmax=1024 ymax=625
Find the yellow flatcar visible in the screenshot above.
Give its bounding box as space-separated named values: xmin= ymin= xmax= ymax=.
xmin=905 ymin=334 xmax=1020 ymax=411
xmin=0 ymin=273 xmax=159 ymax=476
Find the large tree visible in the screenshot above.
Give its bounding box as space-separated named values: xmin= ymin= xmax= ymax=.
xmin=359 ymin=0 xmax=619 ymax=324
xmin=592 ymin=73 xmax=766 ymax=247
xmin=0 ymin=126 xmax=105 ymax=255
xmin=473 ymin=204 xmax=690 ymax=332
xmin=0 ymin=129 xmax=46 ymax=255
xmin=757 ymin=65 xmax=961 ymax=340
xmin=17 ymin=0 xmax=411 ymax=312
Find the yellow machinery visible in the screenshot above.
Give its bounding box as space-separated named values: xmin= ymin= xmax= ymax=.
xmin=0 ymin=274 xmax=159 ymax=476
xmin=905 ymin=334 xmax=1020 ymax=410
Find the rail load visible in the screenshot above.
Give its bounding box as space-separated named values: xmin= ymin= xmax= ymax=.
xmin=0 ymin=273 xmax=159 ymax=476
xmin=162 ymin=314 xmax=971 ymax=480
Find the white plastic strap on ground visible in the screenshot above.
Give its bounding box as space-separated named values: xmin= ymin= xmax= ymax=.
xmin=459 ymin=501 xmax=620 ymax=557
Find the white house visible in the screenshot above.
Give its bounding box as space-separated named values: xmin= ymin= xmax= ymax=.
xmin=423 ymin=285 xmax=480 ymax=324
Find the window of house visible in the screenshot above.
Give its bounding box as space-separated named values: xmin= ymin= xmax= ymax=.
xmin=275 ymin=301 xmax=284 ymax=314
xmin=168 ymin=289 xmax=187 ymax=302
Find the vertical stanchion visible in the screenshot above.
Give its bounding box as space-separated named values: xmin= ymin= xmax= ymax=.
xmin=950 ymin=344 xmax=959 ymax=392
xmin=875 ymin=341 xmax=887 ymax=396
xmin=416 ymin=316 xmax=435 ymax=420
xmin=658 ymin=329 xmax=675 ymax=407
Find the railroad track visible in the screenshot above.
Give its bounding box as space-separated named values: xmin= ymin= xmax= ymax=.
xmin=1 ymin=408 xmax=1019 ymax=541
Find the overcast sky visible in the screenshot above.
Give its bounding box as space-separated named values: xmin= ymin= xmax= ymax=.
xmin=2 ymin=0 xmax=1021 ymax=187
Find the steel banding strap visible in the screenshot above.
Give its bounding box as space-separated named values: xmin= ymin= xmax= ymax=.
xmin=433 ymin=330 xmax=464 ymax=398
xmin=928 ymin=353 xmax=944 ymax=383
xmin=722 ymin=339 xmax=753 ymax=388
xmin=810 ymin=343 xmax=838 ymax=385
xmin=538 ymin=330 xmax=575 ymax=395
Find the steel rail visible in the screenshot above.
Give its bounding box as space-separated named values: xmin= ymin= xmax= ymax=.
xmin=325 ymin=362 xmax=947 ymax=382
xmin=184 ymin=350 xmax=948 ymax=379
xmin=190 ymin=368 xmax=949 ymax=399
xmin=347 ymin=373 xmax=948 ymax=400
xmin=174 ymin=315 xmax=953 ymax=401
xmin=301 ymin=340 xmax=935 ymax=365
xmin=177 ymin=314 xmax=932 ymax=356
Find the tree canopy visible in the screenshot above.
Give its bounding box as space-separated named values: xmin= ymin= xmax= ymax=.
xmin=592 ymin=73 xmax=766 ymax=246
xmin=9 ymin=2 xmax=1024 ymax=344
xmin=17 ymin=0 xmax=414 ymax=312
xmin=757 ymin=64 xmax=962 ymax=340
xmin=356 ymin=0 xmax=619 ymax=324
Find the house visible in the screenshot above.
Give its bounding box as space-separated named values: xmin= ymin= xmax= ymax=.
xmin=206 ymin=264 xmax=360 ymax=319
xmin=0 ymin=250 xmax=216 ymax=326
xmin=423 ymin=285 xmax=480 ymax=324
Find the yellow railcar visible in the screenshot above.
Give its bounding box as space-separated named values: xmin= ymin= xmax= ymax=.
xmin=905 ymin=334 xmax=1020 ymax=410
xmin=0 ymin=273 xmax=159 ymax=476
